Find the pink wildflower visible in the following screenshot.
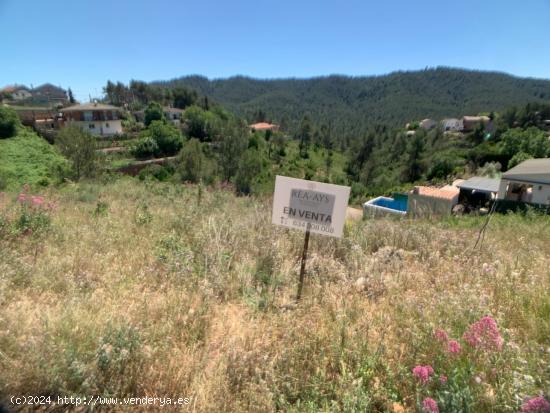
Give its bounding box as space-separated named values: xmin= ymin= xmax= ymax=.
xmin=31 ymin=195 xmax=45 ymax=207
xmin=463 ymin=315 xmax=503 ymax=351
xmin=520 ymin=396 xmax=550 ymax=413
xmin=17 ymin=193 xmax=27 ymax=203
xmin=439 ymin=375 xmax=447 ymax=384
xmin=448 ymin=339 xmax=461 ymax=354
xmin=413 ymin=365 xmax=434 ymax=385
xmin=434 ymin=329 xmax=448 ymax=342
xmin=422 ymin=397 xmax=439 ymax=413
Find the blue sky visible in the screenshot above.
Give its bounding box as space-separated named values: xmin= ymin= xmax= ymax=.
xmin=2 ymin=0 xmax=550 ymax=101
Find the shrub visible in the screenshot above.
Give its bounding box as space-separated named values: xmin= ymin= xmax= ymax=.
xmin=235 ymin=149 xmax=263 ymax=195
xmin=147 ymin=121 xmax=183 ymax=156
xmin=138 ymin=164 xmax=173 ymax=181
xmin=134 ymin=121 xmax=183 ymax=158
xmin=13 ymin=191 xmax=55 ymax=236
xmin=176 ymin=138 xmax=209 ymax=183
xmin=0 ymin=106 xmax=20 ymax=139
xmin=131 ymin=136 xmax=159 ymax=159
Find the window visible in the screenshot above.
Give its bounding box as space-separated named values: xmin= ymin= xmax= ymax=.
xmin=89 ymin=124 xmax=95 ymax=129
xmin=105 ymin=123 xmax=110 ymax=128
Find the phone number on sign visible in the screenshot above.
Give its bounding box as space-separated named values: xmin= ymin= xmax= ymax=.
xmin=292 ymin=220 xmax=334 ymax=233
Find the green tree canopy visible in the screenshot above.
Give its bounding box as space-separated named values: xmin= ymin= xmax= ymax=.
xmin=144 ymin=102 xmax=164 ymax=126
xmin=0 ymin=106 xmax=20 ymax=139
xmin=55 ymin=125 xmax=99 ymax=180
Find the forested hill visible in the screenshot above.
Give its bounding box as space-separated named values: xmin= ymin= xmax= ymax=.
xmin=157 ymin=67 xmax=550 ymax=138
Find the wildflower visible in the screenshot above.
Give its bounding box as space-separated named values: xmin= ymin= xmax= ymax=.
xmin=17 ymin=193 xmax=27 ymax=203
xmin=422 ymin=397 xmax=439 ymax=413
xmin=434 ymin=329 xmax=448 ymax=342
xmin=413 ymin=365 xmax=434 ymax=385
xmin=31 ymin=195 xmax=45 ymax=207
xmin=439 ymin=375 xmax=447 ymax=384
xmin=463 ymin=315 xmax=503 ymax=351
xmin=482 ymin=262 xmax=494 ymax=273
xmin=474 ymin=376 xmax=482 ymax=384
xmin=448 ymin=339 xmax=461 ymax=354
xmin=520 ymin=396 xmax=550 ymax=413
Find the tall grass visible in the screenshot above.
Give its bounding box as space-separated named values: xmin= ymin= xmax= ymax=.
xmin=0 ymin=178 xmax=548 ymax=412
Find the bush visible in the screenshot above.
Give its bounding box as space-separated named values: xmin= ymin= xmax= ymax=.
xmin=147 ymin=121 xmax=183 ymax=156
xmin=138 ymin=164 xmax=173 ymax=181
xmin=176 ymin=138 xmax=210 ymax=183
xmin=131 ymin=136 xmax=159 ymax=159
xmin=0 ymin=106 xmax=20 ymax=139
xmin=134 ymin=121 xmax=183 ymax=158
xmin=235 ymin=149 xmax=263 ymax=195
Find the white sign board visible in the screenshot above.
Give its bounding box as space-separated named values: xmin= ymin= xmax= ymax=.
xmin=272 ymin=176 xmax=351 ymax=238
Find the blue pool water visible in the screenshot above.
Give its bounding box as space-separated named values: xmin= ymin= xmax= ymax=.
xmin=370 ymin=196 xmax=408 ymax=212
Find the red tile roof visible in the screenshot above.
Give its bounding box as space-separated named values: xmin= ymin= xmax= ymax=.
xmin=413 ymin=186 xmax=459 ymax=200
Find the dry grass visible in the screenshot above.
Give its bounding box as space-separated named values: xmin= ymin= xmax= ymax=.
xmin=0 ymin=178 xmax=549 ymax=412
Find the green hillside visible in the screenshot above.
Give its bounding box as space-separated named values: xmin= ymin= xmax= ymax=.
xmin=159 ymin=67 xmax=550 ymax=138
xmin=0 ymin=127 xmax=68 ymax=190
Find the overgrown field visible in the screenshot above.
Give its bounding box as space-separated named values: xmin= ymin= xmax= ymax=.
xmin=0 ymin=178 xmax=549 ymax=412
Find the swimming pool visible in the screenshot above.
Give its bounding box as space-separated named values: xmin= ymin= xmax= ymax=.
xmin=363 ymin=195 xmax=408 ymax=216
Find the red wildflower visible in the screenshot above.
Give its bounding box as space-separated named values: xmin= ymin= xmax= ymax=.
xmin=413 ymin=365 xmax=434 ymax=385
xmin=422 ymin=397 xmax=439 ymax=413
xmin=520 ymin=396 xmax=550 ymax=413
xmin=434 ymin=329 xmax=449 ymax=342
xmin=448 ymin=339 xmax=461 ymax=354
xmin=463 ymin=315 xmax=503 ymax=351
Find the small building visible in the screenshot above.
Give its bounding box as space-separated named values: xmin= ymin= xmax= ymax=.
xmin=440 ymin=118 xmax=463 ymax=132
xmin=497 ymin=158 xmax=550 ymax=205
xmin=60 ymin=102 xmax=123 ymax=137
xmin=163 ymin=107 xmax=184 ymax=125
xmin=462 ymin=115 xmax=494 ymax=133
xmin=407 ymin=185 xmax=460 ymax=217
xmin=250 ymin=122 xmax=279 ymax=132
xmin=456 ymin=176 xmax=500 ymax=208
xmin=419 ymin=118 xmax=437 ymax=130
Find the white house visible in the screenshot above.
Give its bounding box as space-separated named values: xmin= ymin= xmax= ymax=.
xmin=419 ymin=118 xmax=437 ymax=130
xmin=497 ymin=158 xmax=550 ymax=205
xmin=441 ymin=118 xmax=463 ymax=132
xmin=60 ymin=103 xmax=123 ymax=137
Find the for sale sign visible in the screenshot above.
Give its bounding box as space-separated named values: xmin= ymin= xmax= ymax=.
xmin=272 ymin=176 xmax=351 ymax=238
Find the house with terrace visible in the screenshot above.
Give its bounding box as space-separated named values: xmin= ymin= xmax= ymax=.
xmin=60 ymin=102 xmax=123 ymax=137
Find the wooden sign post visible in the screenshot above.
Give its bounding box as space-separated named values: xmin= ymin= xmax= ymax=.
xmin=272 ymin=176 xmax=351 ymax=301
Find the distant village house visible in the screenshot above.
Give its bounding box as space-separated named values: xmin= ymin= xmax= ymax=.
xmin=1 ymin=85 xmax=32 ymax=101
xmin=61 ymin=103 xmax=122 ymax=137
xmin=462 ymin=115 xmax=494 ymax=133
xmin=419 ymin=118 xmax=437 ymax=130
xmin=250 ymin=122 xmax=280 ymax=133
xmin=440 ymin=118 xmax=463 ymax=132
